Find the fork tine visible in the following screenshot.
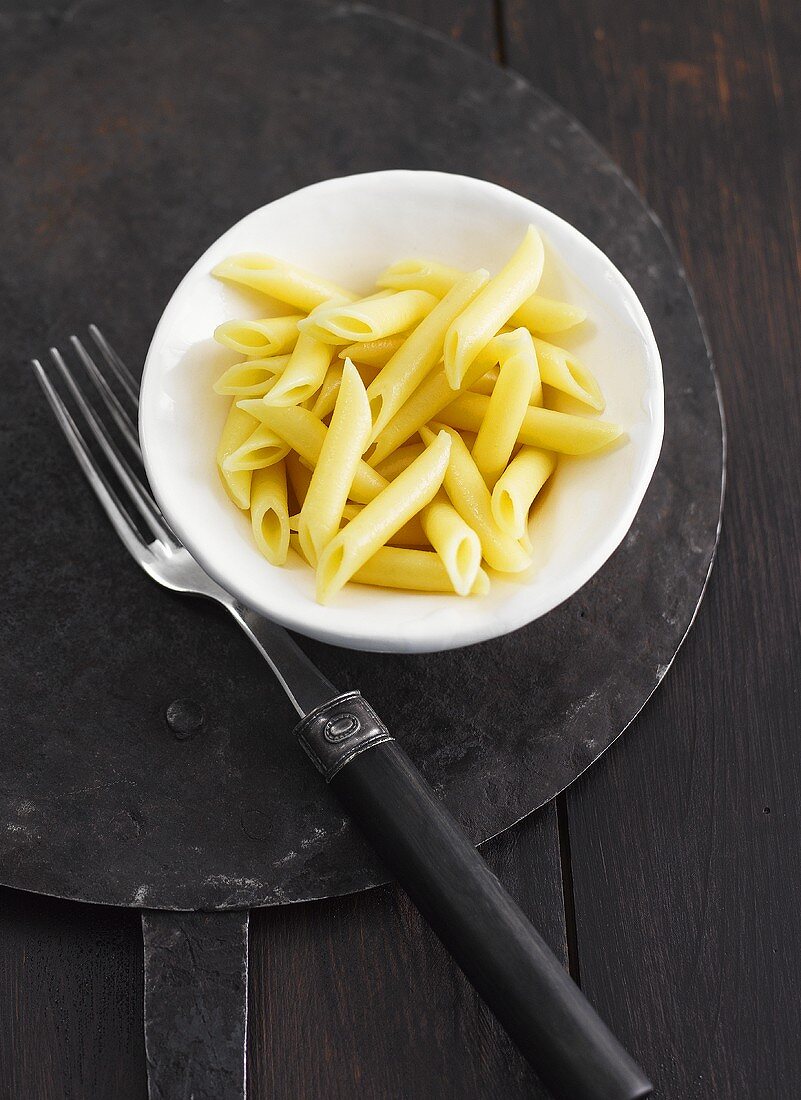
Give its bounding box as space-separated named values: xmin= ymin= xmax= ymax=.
xmin=30 ymin=359 xmax=153 ymax=567
xmin=51 ymin=344 xmax=177 ymax=548
xmin=71 ymin=335 xmax=142 ymax=458
xmin=88 ymin=323 xmax=140 ymax=402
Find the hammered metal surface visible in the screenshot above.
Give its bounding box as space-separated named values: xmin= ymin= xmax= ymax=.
xmin=0 ymin=0 xmax=724 ymax=909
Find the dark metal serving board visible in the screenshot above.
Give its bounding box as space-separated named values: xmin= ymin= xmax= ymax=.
xmin=0 ymin=0 xmax=724 ymax=910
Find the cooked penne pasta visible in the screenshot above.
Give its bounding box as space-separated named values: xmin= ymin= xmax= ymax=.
xmin=531 ymin=337 xmax=604 ymax=411
xmin=212 ymin=253 xmax=355 ymax=312
xmin=211 ymin=226 xmax=625 ymax=602
xmin=285 ymin=449 xmax=312 ymax=510
xmin=339 ymin=336 xmax=406 ymax=368
xmin=316 ymin=430 xmax=452 ymax=602
xmin=366 ymin=269 xmax=489 ymax=443
xmin=299 ymin=289 xmax=437 ymax=344
xmin=299 ymin=360 xmax=372 ymax=565
xmin=421 ymin=490 xmax=482 ymax=595
xmin=213 ymin=356 xmax=290 ymax=397
xmin=223 ymin=421 xmax=290 ymax=472
xmin=264 ymin=333 xmax=333 ymax=408
xmin=374 ymin=442 xmax=426 ymax=480
xmin=379 ymin=258 xmax=586 ymax=334
xmin=471 ymin=329 xmax=541 ymax=487
xmin=444 ymin=226 xmax=545 ymax=388
xmin=216 ymin=401 xmax=257 ymax=509
xmin=438 ymin=393 xmax=624 ymax=454
xmin=290 ymin=535 xmax=489 ymax=595
xmin=491 ymin=448 xmax=556 ymax=538
xmin=236 ymin=401 xmax=389 ymax=503
xmin=214 ymin=316 xmax=302 ymax=358
xmin=309 ymin=361 xmax=344 ymax=419
xmin=250 ymin=462 xmax=290 ymax=565
xmin=366 ymin=334 xmax=508 ymax=467
xmin=422 ymin=426 xmax=531 ymax=573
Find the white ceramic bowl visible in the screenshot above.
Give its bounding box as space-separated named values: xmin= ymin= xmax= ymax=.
xmin=140 ymin=171 xmax=663 ymax=653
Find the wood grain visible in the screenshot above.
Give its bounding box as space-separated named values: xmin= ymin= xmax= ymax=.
xmin=505 ymin=0 xmax=801 ymax=1095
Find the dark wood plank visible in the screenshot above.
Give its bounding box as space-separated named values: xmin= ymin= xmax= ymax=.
xmin=504 ymin=0 xmax=801 ymax=1094
xmin=0 ymin=887 xmax=146 ymax=1100
xmin=248 ymin=803 xmax=566 ymax=1100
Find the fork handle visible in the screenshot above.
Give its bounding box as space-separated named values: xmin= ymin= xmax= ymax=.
xmin=295 ymin=692 xmax=652 ymax=1100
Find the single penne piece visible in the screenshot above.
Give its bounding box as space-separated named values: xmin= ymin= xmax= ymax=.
xmin=374 ymin=442 xmax=426 ymax=480
xmin=366 ymin=269 xmax=490 ymax=443
xmin=437 ymin=392 xmax=624 ymax=454
xmin=309 ymin=361 xmax=344 ymax=419
xmin=250 ymin=462 xmax=290 ymax=566
xmin=316 ymin=430 xmax=452 ymax=603
xmin=290 ymin=535 xmax=489 ymax=595
xmin=422 ymin=425 xmax=531 ymax=573
xmin=491 ymin=448 xmax=556 ymax=538
xmin=339 ymin=335 xmax=406 ymax=368
xmin=212 ymin=253 xmax=355 ymax=312
xmin=298 ymin=360 xmax=372 ymax=565
xmin=531 ymin=337 xmax=604 ymax=411
xmin=213 ymin=356 xmax=290 ymax=397
xmin=367 ymin=332 xmax=513 ymax=467
xmin=299 ymin=289 xmax=438 ymax=345
xmin=471 ymin=329 xmax=541 ymax=487
xmin=512 ymin=298 xmax=587 ymax=336
xmin=380 ymin=258 xmax=586 ymax=334
xmin=444 ymin=226 xmax=545 ymax=388
xmin=236 ymin=401 xmax=388 ymax=504
xmin=285 ymin=450 xmax=312 ymax=510
xmin=377 ymin=258 xmax=466 ymax=298
xmin=223 ymin=421 xmax=290 ymax=472
xmin=216 ymin=401 xmax=257 ymax=509
xmin=264 ymin=333 xmax=333 ymax=407
xmin=213 ymin=316 xmax=302 ymax=358
xmin=421 ymin=489 xmax=482 ymax=596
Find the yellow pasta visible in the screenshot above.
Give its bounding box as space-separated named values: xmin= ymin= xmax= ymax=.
xmin=421 ymin=490 xmax=482 ymax=596
xmin=374 ymin=442 xmax=425 ymax=480
xmin=235 ymin=401 xmax=388 ymax=504
xmin=213 ymin=356 xmax=290 ymax=397
xmin=438 ymin=393 xmax=624 ymax=454
xmin=298 ymin=360 xmax=372 ymax=565
xmin=366 ymin=269 xmax=489 ymax=443
xmin=216 ymin=401 xmax=257 ymax=509
xmin=366 ymin=334 xmax=508 ymax=467
xmin=250 ymin=462 xmax=290 ymax=565
xmin=285 ymin=450 xmax=312 ymax=509
xmin=316 ymin=430 xmax=452 ymax=602
xmin=339 ymin=335 xmax=406 ymax=367
xmin=379 ymin=257 xmax=586 ymax=334
xmin=214 ymin=316 xmax=302 ymax=358
xmin=290 ymin=535 xmax=489 ymax=595
xmin=223 ymin=422 xmax=290 ymax=472
xmin=212 ymin=253 xmax=355 ymax=312
xmin=471 ymin=329 xmax=541 ymax=487
xmin=264 ymin=333 xmax=333 ymax=408
xmin=421 ymin=426 xmax=531 ymax=573
xmin=444 ymin=226 xmax=545 ymax=388
xmin=491 ymin=448 xmax=556 ymax=538
xmin=531 ymin=337 xmax=604 ymax=411
xmin=299 ymin=289 xmax=437 ymax=344
xmin=211 ymin=227 xmax=625 ymax=602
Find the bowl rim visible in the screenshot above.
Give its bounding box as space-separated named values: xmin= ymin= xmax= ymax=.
xmin=140 ymin=169 xmax=664 ymax=653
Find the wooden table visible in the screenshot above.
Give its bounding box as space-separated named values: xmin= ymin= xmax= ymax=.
xmin=2 ymin=2 xmax=798 ymax=1096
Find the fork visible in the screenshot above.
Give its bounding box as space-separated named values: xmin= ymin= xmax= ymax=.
xmin=31 ymin=328 xmax=651 ymax=1100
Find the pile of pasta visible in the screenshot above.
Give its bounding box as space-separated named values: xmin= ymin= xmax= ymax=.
xmin=212 ymin=225 xmax=623 ymax=604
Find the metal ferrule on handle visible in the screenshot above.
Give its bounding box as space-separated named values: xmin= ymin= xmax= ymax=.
xmin=295 ymin=691 xmax=652 ymax=1100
